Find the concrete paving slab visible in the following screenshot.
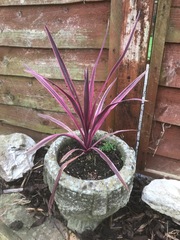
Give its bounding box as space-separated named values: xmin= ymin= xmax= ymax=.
xmin=0 ymin=219 xmax=21 ymax=240
xmin=0 ymin=193 xmax=79 ymax=240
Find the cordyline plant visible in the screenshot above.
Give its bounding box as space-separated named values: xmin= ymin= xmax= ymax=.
xmin=26 ymin=13 xmax=146 ymax=213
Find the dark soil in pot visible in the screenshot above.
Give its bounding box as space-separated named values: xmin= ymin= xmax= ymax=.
xmin=0 ymin=147 xmax=179 ymax=240
xmin=58 ymin=140 xmax=123 ymax=180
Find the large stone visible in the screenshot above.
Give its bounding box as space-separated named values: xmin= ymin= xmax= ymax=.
xmin=0 ymin=219 xmax=21 ymax=240
xmin=142 ymin=179 xmax=180 ymax=222
xmin=0 ymin=133 xmax=35 ymax=182
xmin=0 ymin=193 xmax=79 ymax=240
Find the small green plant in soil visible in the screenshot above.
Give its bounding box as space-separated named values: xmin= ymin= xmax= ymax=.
xmin=99 ymin=141 xmax=116 ymax=153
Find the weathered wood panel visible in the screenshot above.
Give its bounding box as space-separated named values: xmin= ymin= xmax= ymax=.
xmin=137 ymin=0 xmax=172 ymax=171
xmin=159 ymin=44 xmax=180 ymax=88
xmin=154 ymin=86 xmax=180 ymax=126
xmin=105 ymin=0 xmax=154 ymax=147
xmin=0 ymin=2 xmax=110 ymax=48
xmin=0 ymin=122 xmax=48 ymax=142
xmin=0 ymin=104 xmax=78 ymax=134
xmin=0 ymin=76 xmax=59 ymax=111
xmin=148 ymin=122 xmax=180 ymax=160
xmin=145 ymin=154 xmax=180 ymax=180
xmin=172 ymin=0 xmax=180 ymax=7
xmin=0 ymin=0 xmax=111 ymax=139
xmin=0 ymin=75 xmax=103 ymax=111
xmin=166 ymin=7 xmax=180 ymax=43
xmin=115 ymin=0 xmax=154 ymax=147
xmin=0 ymin=47 xmax=108 ymax=80
xmin=138 ymin=0 xmax=180 ymax=180
xmin=0 ymin=0 xmax=106 ymax=6
xmin=0 ymin=0 xmax=153 ymax=152
xmin=104 ymin=0 xmax=122 ymax=130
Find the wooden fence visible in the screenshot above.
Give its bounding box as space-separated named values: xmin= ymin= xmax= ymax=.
xmin=1 ymin=0 xmax=179 ymax=179
xmin=137 ymin=0 xmax=180 ymax=179
xmin=0 ymin=0 xmax=152 ymax=145
xmin=0 ymin=0 xmax=111 ymax=141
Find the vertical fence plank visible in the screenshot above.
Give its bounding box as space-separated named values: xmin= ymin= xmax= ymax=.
xmin=105 ymin=0 xmax=154 ymax=147
xmin=137 ymin=0 xmax=172 ymax=172
xmin=104 ymin=0 xmax=122 ymax=131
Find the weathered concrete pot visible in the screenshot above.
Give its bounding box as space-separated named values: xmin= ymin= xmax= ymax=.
xmin=43 ymin=130 xmax=136 ymax=233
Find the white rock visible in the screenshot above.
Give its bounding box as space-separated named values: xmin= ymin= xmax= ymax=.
xmin=142 ymin=179 xmax=180 ymax=221
xmin=0 ymin=133 xmax=36 ymax=182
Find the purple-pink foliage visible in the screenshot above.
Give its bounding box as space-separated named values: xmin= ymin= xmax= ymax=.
xmin=26 ymin=12 xmax=146 ymax=213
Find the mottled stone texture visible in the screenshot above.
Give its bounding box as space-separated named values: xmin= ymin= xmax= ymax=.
xmin=44 ymin=130 xmax=136 ymax=233
xmin=0 ymin=133 xmax=35 ymax=181
xmin=142 ymin=179 xmax=180 ymax=222
xmin=0 ymin=193 xmax=76 ymax=240
xmin=0 ymin=219 xmax=21 ymax=240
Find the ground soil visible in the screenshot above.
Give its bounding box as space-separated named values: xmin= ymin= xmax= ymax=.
xmin=0 ymin=147 xmax=180 ymax=240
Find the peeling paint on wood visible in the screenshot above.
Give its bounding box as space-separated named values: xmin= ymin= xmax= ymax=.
xmin=0 ymin=104 xmax=78 ymax=134
xmin=120 ymin=0 xmax=151 ymax=63
xmin=0 ymin=3 xmax=110 ymax=48
xmin=0 ymin=76 xmax=103 ymax=112
xmin=0 ymin=0 xmax=110 ymax=139
xmin=112 ymin=0 xmax=154 ymax=147
xmin=0 ymin=0 xmax=106 ymax=6
xmin=0 ymin=47 xmax=108 ymax=80
xmin=104 ymin=0 xmax=122 ymax=131
xmin=0 ymin=122 xmax=49 ymax=142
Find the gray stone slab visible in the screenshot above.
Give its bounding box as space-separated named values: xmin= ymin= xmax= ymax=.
xmin=0 ymin=219 xmax=21 ymax=240
xmin=0 ymin=193 xmax=79 ymax=240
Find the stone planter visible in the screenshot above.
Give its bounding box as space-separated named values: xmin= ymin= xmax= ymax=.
xmin=43 ymin=130 xmax=136 ymax=233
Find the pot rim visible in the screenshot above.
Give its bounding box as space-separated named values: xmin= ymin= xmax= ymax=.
xmin=44 ymin=130 xmax=136 ymax=193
